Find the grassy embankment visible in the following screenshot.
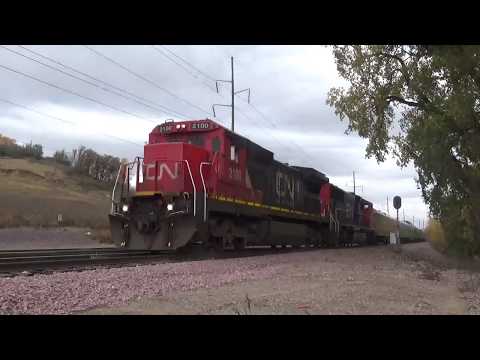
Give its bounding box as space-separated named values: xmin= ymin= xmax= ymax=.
xmin=0 ymin=157 xmax=112 ymax=242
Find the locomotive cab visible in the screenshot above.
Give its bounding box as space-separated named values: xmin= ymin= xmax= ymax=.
xmin=109 ymin=119 xmax=220 ymax=250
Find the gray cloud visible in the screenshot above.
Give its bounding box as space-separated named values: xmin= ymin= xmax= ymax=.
xmin=0 ymin=45 xmax=429 ymax=224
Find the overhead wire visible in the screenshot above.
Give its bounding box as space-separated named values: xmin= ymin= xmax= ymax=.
xmin=160 ymin=46 xmax=218 ymax=82
xmin=0 ymin=62 xmax=153 ymax=122
xmin=1 ymin=45 xmax=320 ymax=167
xmin=150 ymin=46 xmax=216 ymax=91
xmin=155 ymin=46 xmax=318 ymax=166
xmin=0 ymin=97 xmax=144 ymax=149
xmin=83 ymin=45 xmax=213 ymax=117
xmin=1 ymin=45 xmax=191 ymax=120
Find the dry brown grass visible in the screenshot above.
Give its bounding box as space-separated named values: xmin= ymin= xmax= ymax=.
xmin=0 ymin=157 xmax=111 ymax=229
xmin=425 ymin=219 xmax=448 ymax=253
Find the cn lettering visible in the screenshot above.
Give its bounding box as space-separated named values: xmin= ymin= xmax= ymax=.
xmin=145 ymin=163 xmax=179 ymax=180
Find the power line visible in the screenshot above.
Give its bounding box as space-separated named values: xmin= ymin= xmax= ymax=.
xmin=235 ymin=91 xmax=319 ymax=167
xmin=83 ymin=45 xmax=213 ymax=117
xmin=0 ymin=63 xmax=152 ymax=122
xmin=149 ymin=46 xmax=231 ymax=127
xmin=1 ymin=45 xmax=190 ymax=120
xmin=0 ymin=97 xmax=144 ymax=149
xmin=233 ymin=105 xmax=308 ymax=161
xmin=159 ymin=47 xmax=318 ymax=166
xmin=17 ymin=45 xmax=194 ymax=119
xmin=159 ymin=46 xmax=218 ymax=82
xmin=151 ymin=46 xmax=217 ymax=91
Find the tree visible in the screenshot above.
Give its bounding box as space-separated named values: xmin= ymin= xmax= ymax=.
xmin=0 ymin=134 xmax=16 ymax=146
xmin=326 ymin=45 xmax=480 ymax=255
xmin=53 ymin=149 xmax=71 ymax=166
xmin=66 ymin=145 xmax=122 ymax=184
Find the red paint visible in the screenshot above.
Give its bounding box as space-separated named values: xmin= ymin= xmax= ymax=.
xmin=136 ymin=119 xmax=258 ymax=202
xmin=320 ymin=183 xmax=331 ymax=216
xmin=129 ymin=118 xmax=375 ymax=230
xmin=361 ymin=204 xmax=373 ymax=227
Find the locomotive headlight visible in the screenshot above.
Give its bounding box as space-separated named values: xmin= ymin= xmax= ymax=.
xmin=181 ymin=124 xmax=186 ymax=129
xmin=176 ymin=124 xmax=181 ymax=129
xmin=122 ymin=204 xmax=129 ymax=212
xmin=167 ymin=203 xmax=174 ymax=211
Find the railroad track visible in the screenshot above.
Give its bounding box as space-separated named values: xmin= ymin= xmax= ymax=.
xmin=0 ymin=248 xmax=174 ymax=277
xmin=0 ymin=240 xmax=422 ymax=277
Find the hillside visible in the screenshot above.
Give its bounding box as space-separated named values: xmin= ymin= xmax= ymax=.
xmin=0 ymin=157 xmax=113 ymax=229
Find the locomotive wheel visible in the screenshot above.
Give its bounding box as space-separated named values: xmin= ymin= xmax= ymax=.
xmin=215 ymin=237 xmax=226 ymax=252
xmin=304 ymin=238 xmax=311 ymax=249
xmin=233 ymin=237 xmax=245 ymax=251
xmin=219 ymin=220 xmax=236 ymax=251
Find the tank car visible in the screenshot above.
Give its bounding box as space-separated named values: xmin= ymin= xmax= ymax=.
xmin=372 ymin=211 xmax=425 ymax=244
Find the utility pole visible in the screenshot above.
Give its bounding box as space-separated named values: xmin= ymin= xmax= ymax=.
xmin=231 ymin=57 xmax=235 ymax=132
xmin=353 ymin=171 xmax=356 ymax=197
xmin=212 ymin=56 xmax=250 ymax=133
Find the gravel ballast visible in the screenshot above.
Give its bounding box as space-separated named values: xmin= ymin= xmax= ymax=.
xmin=2 ymin=243 xmax=480 ymax=315
xmin=0 ymin=256 xmax=283 ymax=314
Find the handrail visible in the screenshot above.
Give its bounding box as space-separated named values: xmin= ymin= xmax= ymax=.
xmin=329 ymin=210 xmax=339 ymax=234
xmin=200 ymin=162 xmax=212 ymax=222
xmin=113 ymin=158 xmax=197 ymax=217
xmin=182 ymin=160 xmax=196 ymax=216
xmin=111 ymin=164 xmax=123 ymax=214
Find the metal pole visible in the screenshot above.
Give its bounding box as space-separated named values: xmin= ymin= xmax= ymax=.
xmin=397 ymin=208 xmax=400 ymax=246
xmin=353 ymin=171 xmax=356 ymax=196
xmin=231 ymin=56 xmax=234 ymax=132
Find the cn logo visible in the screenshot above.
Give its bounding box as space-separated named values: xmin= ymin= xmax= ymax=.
xmin=145 ymin=163 xmax=179 ymax=181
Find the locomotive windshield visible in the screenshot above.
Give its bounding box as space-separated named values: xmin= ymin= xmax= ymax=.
xmin=164 ymin=134 xmax=206 ymax=147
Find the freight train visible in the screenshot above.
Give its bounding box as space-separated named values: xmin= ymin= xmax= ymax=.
xmin=109 ymin=118 xmax=424 ymax=251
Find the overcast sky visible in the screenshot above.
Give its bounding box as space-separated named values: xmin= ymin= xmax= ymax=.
xmin=0 ymin=45 xmax=429 ymax=226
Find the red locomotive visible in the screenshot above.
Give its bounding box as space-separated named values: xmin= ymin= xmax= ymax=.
xmin=109 ymin=118 xmax=376 ymax=251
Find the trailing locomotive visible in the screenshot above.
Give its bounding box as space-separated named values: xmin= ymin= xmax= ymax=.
xmin=109 ymin=119 xmax=411 ymax=251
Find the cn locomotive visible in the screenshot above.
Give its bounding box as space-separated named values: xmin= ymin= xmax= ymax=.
xmin=109 ymin=118 xmax=417 ymax=251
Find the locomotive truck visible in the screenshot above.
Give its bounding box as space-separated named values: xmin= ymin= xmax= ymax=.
xmin=109 ymin=118 xmax=417 ymax=251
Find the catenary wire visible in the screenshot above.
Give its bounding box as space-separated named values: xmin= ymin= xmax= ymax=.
xmin=83 ymin=45 xmax=213 ymax=117
xmin=1 ymin=45 xmax=190 ymax=120
xmin=16 ymin=45 xmax=193 ymax=119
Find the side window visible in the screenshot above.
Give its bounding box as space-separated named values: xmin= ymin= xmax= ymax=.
xmin=230 ymin=145 xmax=235 ymax=161
xmin=212 ymin=137 xmax=221 ymax=153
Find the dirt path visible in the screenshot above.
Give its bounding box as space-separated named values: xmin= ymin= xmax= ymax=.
xmin=85 ymin=243 xmax=480 ymax=315
xmin=0 ymin=227 xmax=113 ymax=250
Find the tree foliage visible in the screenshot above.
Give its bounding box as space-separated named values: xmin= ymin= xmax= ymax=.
xmin=0 ymin=135 xmax=43 ymax=160
xmin=60 ymin=145 xmax=122 ymax=184
xmin=327 ymin=45 xmax=480 ymax=255
xmin=53 ymin=149 xmax=71 ymax=166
